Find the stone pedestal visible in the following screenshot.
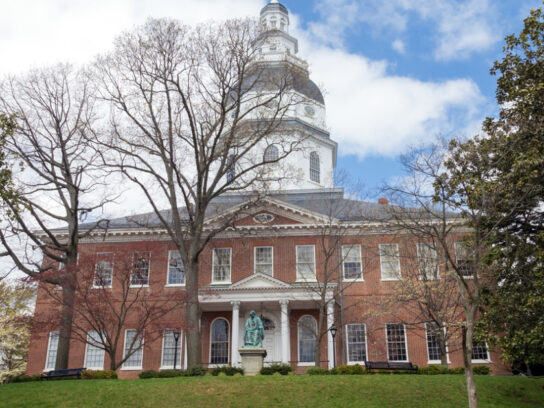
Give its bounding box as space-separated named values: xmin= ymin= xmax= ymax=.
xmin=239 ymin=348 xmax=267 ymax=376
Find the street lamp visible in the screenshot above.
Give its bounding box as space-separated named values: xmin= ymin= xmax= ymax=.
xmin=173 ymin=330 xmax=180 ymax=370
xmin=329 ymin=324 xmax=337 ymax=368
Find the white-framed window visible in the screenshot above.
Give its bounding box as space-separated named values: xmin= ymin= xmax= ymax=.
xmin=425 ymin=322 xmax=449 ymax=363
xmin=298 ymin=315 xmax=317 ymax=364
xmin=264 ymin=145 xmax=279 ymax=162
xmin=85 ymin=330 xmax=105 ymax=369
xmin=380 ymin=244 xmax=401 ymax=280
xmin=386 ymin=323 xmax=408 ymax=362
xmin=417 ymin=243 xmax=439 ymax=280
xmin=45 ymin=331 xmax=59 ymax=370
xmin=167 ymin=250 xmax=185 ymax=286
xmin=122 ymin=329 xmax=143 ymax=369
xmin=346 ymin=324 xmax=367 ymax=363
xmin=254 ymin=246 xmax=273 ymax=276
xmin=93 ymin=252 xmax=113 ymax=288
xmin=472 ymin=341 xmax=490 ymax=362
xmin=212 ymin=248 xmax=231 ymax=283
xmin=309 ymin=151 xmax=320 ymax=183
xmin=342 ymin=245 xmax=363 ymax=281
xmin=210 ymin=318 xmax=229 ymax=365
xmin=296 ymin=245 xmax=316 ymax=282
xmin=161 ymin=329 xmax=182 ymax=368
xmin=454 ymin=242 xmax=475 ymax=278
xmin=131 ymin=251 xmax=150 ymax=286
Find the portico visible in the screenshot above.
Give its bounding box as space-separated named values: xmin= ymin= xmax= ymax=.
xmin=199 ymin=273 xmax=336 ymax=368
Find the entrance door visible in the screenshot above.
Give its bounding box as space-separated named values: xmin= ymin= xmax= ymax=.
xmin=261 ymin=316 xmax=277 ymax=363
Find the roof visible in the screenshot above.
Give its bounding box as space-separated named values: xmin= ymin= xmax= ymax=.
xmin=260 ymin=2 xmax=289 ymax=16
xmin=81 ymin=188 xmax=398 ymax=230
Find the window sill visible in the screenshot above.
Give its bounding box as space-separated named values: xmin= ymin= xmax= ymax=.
xmin=120 ymin=367 xmax=142 ymax=371
xmin=471 ymin=359 xmax=491 ymax=364
xmin=295 ymin=279 xmax=318 ymax=283
xmin=92 ymin=285 xmax=112 ymax=289
xmin=160 ymin=366 xmax=182 ymax=370
xmin=86 ymin=366 xmax=105 ymax=370
xmin=129 ymin=285 xmax=150 ymax=288
xmin=381 ymin=278 xmax=401 ymax=282
xmin=347 ymin=361 xmax=366 ymax=366
xmin=428 ymin=360 xmax=451 ymax=365
xmin=297 ymin=362 xmax=315 ymax=366
xmin=210 ymin=281 xmax=232 ymax=285
xmin=343 ymin=278 xmax=364 ymax=283
xmin=387 ymin=360 xmax=409 ymax=363
xmin=165 ymin=284 xmax=185 ymax=288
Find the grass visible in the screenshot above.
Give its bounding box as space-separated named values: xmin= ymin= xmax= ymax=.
xmin=1 ymin=375 xmax=543 ymax=408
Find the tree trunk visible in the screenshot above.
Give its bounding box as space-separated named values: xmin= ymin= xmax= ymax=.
xmin=462 ymin=326 xmax=478 ymax=408
xmin=55 ymin=283 xmax=75 ymax=369
xmin=185 ymin=261 xmax=201 ymax=367
xmin=439 ymin=331 xmax=448 ymax=366
xmin=314 ymin=306 xmax=325 ymax=367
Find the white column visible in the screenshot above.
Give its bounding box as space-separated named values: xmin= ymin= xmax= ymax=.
xmin=231 ymin=301 xmax=241 ymax=367
xmin=280 ymin=299 xmax=290 ymax=364
xmin=183 ymin=333 xmax=188 ymax=369
xmin=327 ymin=300 xmax=335 ymax=369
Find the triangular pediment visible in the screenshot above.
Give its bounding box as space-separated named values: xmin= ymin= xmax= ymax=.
xmin=229 ymin=273 xmax=292 ymax=289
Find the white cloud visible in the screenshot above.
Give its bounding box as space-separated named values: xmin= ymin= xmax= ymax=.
xmin=312 ymin=0 xmax=501 ymax=61
xmin=392 ymin=39 xmax=406 ymax=54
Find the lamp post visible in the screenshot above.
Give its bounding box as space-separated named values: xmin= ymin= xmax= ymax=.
xmin=329 ymin=324 xmax=337 ymax=368
xmin=173 ymin=330 xmax=180 ymax=370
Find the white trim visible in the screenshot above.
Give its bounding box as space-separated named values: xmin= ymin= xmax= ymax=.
xmin=379 ymin=244 xmax=401 ymax=281
xmin=122 ymin=329 xmax=144 ymax=370
xmin=296 ymin=245 xmax=316 ymax=282
xmin=346 ymin=323 xmax=368 ymax=365
xmin=297 ymin=315 xmax=317 ymax=365
xmin=84 ymin=330 xmax=105 ymax=370
xmin=385 ymin=323 xmax=409 ymax=362
xmin=166 ymin=250 xmax=186 ymax=287
xmin=209 ymin=317 xmax=230 ymax=365
xmin=44 ymin=331 xmax=59 ymax=371
xmin=212 ymin=248 xmax=232 ymax=284
xmin=471 ymin=341 xmax=491 ymax=363
xmin=92 ymin=252 xmax=114 ymax=289
xmin=454 ymin=242 xmax=475 ymax=279
xmin=425 ymin=323 xmax=450 ymax=364
xmin=342 ymin=244 xmax=364 ymax=282
xmin=254 ymin=246 xmax=274 ymax=277
xmin=417 ymin=243 xmax=439 ymax=280
xmin=129 ymin=285 xmax=150 ymax=288
xmin=160 ymin=329 xmax=183 ymax=369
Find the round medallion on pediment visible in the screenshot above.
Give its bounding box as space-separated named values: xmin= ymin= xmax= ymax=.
xmin=253 ymin=213 xmax=275 ymax=223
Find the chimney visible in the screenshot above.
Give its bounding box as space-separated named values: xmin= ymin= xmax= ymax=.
xmin=378 ymin=198 xmax=388 ymax=205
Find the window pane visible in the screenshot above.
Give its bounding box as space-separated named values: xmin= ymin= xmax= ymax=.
xmin=386 ymin=324 xmax=407 ymax=361
xmin=264 ymin=145 xmax=279 ymax=162
xmin=418 ymin=243 xmax=438 ymax=280
xmin=210 ymin=319 xmax=229 ymax=364
xmin=85 ymin=330 xmax=105 ymax=369
xmin=310 ymin=152 xmax=320 ymax=183
xmin=343 ymin=245 xmax=362 ymax=280
xmin=380 ymin=244 xmax=401 ymax=280
xmin=255 ymin=247 xmax=273 ymax=276
xmin=426 ymin=322 xmax=442 ymax=362
xmin=297 ymin=245 xmax=315 ymax=280
xmin=123 ymin=330 xmax=143 ymax=367
xmin=298 ymin=316 xmax=316 ymax=363
xmin=213 ymin=248 xmax=231 ymax=282
xmin=131 ymin=252 xmax=150 ymax=285
xmin=162 ymin=330 xmax=182 ymax=367
xmin=347 ymin=324 xmax=366 ymax=362
xmin=45 ymin=331 xmax=59 ymax=370
xmin=168 ymin=251 xmax=185 ymax=285
xmin=472 ymin=341 xmax=489 ymax=360
xmin=94 ymin=252 xmax=113 ymax=287
xmin=455 ymin=243 xmax=475 ymax=278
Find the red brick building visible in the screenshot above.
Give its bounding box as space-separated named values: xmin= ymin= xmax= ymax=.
xmin=26 ymin=1 xmax=508 ymax=378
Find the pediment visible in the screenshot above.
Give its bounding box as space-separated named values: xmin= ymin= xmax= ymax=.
xmin=229 ymin=273 xmax=292 ymax=289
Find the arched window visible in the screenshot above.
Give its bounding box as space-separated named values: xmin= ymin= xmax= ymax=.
xmin=264 ymin=145 xmax=279 ymax=162
xmin=298 ymin=315 xmax=317 ymax=363
xmin=309 ymin=151 xmax=320 ymax=183
xmin=210 ymin=318 xmax=229 ymax=365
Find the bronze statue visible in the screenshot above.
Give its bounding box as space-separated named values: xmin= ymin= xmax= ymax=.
xmin=244 ymin=310 xmax=264 ymax=348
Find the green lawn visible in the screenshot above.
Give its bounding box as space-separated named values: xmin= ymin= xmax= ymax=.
xmin=1 ymin=375 xmax=543 ymax=408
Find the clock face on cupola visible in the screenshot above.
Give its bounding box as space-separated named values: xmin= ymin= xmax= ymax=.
xmin=235 ymin=0 xmax=338 ymax=192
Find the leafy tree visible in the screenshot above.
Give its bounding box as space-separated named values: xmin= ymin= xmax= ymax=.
xmin=474 ymin=3 xmax=544 ymax=373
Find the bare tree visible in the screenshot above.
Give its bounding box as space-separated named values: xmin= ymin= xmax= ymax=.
xmin=382 ymin=140 xmax=499 ymax=408
xmin=37 ymin=248 xmax=185 ymax=371
xmin=0 ymin=65 xmax=115 ymax=369
xmin=93 ymin=18 xmax=305 ymax=366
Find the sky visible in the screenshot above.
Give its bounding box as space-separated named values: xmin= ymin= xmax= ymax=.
xmin=0 ymin=0 xmax=541 ymax=200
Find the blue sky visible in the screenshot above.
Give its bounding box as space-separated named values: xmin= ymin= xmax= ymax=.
xmin=0 ymin=0 xmax=542 ymax=200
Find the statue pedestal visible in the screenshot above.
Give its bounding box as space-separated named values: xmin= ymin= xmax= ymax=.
xmin=239 ymin=348 xmax=267 ymax=376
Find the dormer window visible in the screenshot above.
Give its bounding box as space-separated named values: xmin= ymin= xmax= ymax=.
xmin=309 ymin=151 xmax=320 ymax=183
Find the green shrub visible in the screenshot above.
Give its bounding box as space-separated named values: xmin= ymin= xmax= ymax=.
xmin=158 ymin=370 xmax=184 ymax=378
xmin=330 ymin=364 xmax=366 ymax=375
xmin=260 ymin=364 xmax=292 ymax=376
xmin=187 ymin=366 xmax=207 ymax=376
xmin=9 ymin=374 xmax=42 ymax=383
xmin=447 ymin=367 xmax=465 ymax=374
xmin=81 ymin=370 xmax=118 ymax=380
xmin=138 ymin=370 xmax=159 ymax=379
xmin=473 ymin=366 xmax=491 ymax=375
xmin=306 ymin=366 xmax=329 ymax=375
xmin=418 ymin=365 xmax=447 ymax=375
xmin=260 ymin=367 xmax=274 ymax=375
xmin=211 ymin=366 xmax=244 ymax=376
